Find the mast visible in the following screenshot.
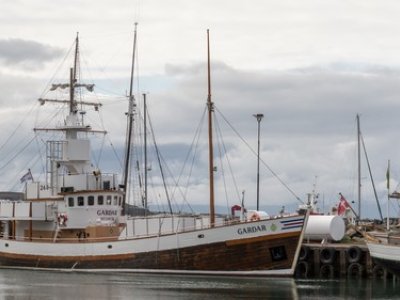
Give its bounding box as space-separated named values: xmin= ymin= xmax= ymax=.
xmin=122 ymin=23 xmax=138 ymax=214
xmin=143 ymin=93 xmax=148 ymax=211
xmin=37 ymin=34 xmax=100 ymax=194
xmin=69 ymin=33 xmax=79 ymax=115
xmin=207 ymin=29 xmax=215 ymax=227
xmin=73 ymin=33 xmax=79 ymax=91
xmin=361 ymin=134 xmax=384 ymax=221
xmin=387 ymin=160 xmax=390 ymax=231
xmin=357 ymin=114 xmax=361 ymax=220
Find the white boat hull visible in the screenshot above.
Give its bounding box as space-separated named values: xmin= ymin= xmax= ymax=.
xmin=0 ymin=215 xmax=306 ymax=276
xmin=367 ymin=241 xmax=400 ymax=276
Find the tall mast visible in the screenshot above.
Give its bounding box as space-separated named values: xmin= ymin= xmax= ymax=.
xmin=357 ymin=114 xmax=361 ymax=220
xmin=387 ymin=159 xmax=390 ymax=231
xmin=73 ymin=33 xmax=79 ymax=86
xmin=143 ymin=93 xmax=148 ymax=211
xmin=69 ymin=33 xmax=80 ymax=114
xmin=122 ymin=23 xmax=138 ymax=213
xmin=207 ymin=29 xmax=215 ymax=227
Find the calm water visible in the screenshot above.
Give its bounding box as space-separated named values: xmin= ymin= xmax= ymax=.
xmin=0 ymin=269 xmax=397 ymax=299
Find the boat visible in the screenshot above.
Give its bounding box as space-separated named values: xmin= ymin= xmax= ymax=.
xmin=366 ymin=158 xmax=400 ymax=277
xmin=367 ymin=235 xmax=400 ymax=277
xmin=0 ymin=29 xmax=308 ymax=276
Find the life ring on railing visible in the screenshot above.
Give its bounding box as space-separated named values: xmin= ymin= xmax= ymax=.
xmin=57 ymin=213 xmax=68 ymax=226
xmin=250 ymin=213 xmax=261 ymax=221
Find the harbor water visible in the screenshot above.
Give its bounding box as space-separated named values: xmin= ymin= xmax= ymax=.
xmin=0 ymin=269 xmax=397 ymax=299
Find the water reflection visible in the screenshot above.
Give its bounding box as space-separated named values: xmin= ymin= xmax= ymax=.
xmin=295 ymin=277 xmax=399 ymax=299
xmin=0 ymin=269 xmax=396 ymax=299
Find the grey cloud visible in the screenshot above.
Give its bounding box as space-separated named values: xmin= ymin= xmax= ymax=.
xmin=0 ymin=71 xmax=42 ymax=106
xmin=0 ymin=39 xmax=63 ymax=70
xmin=1 ymin=57 xmax=399 ymax=218
xmin=165 ymin=61 xmax=234 ymax=77
xmin=144 ymin=62 xmax=400 ymax=217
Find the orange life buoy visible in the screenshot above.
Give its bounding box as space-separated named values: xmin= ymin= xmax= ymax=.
xmin=57 ymin=213 xmax=68 ymax=226
xmin=250 ymin=213 xmax=260 ymax=221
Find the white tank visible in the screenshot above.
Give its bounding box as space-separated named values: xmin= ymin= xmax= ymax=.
xmin=304 ymin=215 xmax=345 ymax=241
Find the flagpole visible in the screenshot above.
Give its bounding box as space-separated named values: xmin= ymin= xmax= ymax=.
xmin=387 ymin=160 xmax=390 ymax=231
xmin=28 ymin=169 xmax=34 ymax=183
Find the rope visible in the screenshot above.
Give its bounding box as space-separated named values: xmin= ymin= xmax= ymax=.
xmin=214 ymin=112 xmax=242 ymax=211
xmin=215 ymin=106 xmax=304 ymax=204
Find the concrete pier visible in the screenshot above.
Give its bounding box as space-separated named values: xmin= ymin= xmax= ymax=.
xmin=295 ymin=242 xmax=396 ymax=279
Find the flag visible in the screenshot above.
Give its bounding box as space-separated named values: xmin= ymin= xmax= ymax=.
xmin=20 ymin=170 xmax=33 ymax=183
xmin=337 ymin=194 xmax=351 ymax=216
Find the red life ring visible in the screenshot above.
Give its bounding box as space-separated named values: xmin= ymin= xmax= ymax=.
xmin=250 ymin=213 xmax=260 ymax=221
xmin=57 ymin=213 xmax=68 ymax=226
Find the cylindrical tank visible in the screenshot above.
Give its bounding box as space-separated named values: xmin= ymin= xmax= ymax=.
xmin=304 ymin=215 xmax=345 ymax=241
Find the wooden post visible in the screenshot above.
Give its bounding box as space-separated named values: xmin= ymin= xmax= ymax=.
xmin=313 ymin=247 xmax=320 ymax=276
xmin=340 ymin=249 xmax=346 ymax=277
xmin=29 ymin=202 xmax=32 ymax=241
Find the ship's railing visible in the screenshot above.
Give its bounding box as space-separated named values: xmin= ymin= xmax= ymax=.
xmin=0 ymin=200 xmax=56 ymax=221
xmin=0 ymin=212 xmax=302 ymax=243
xmin=26 ymin=172 xmax=120 ymax=199
xmin=58 ymin=172 xmax=120 ymax=192
xmin=123 ymin=215 xmax=227 ymax=238
xmin=120 ymin=212 xmax=300 ymax=239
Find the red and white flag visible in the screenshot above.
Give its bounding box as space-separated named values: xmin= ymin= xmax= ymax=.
xmin=337 ymin=194 xmax=351 ymax=216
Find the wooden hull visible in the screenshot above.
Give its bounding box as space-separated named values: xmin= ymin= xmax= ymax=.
xmin=0 ymin=215 xmax=307 ymax=276
xmin=367 ymin=242 xmax=400 ymax=277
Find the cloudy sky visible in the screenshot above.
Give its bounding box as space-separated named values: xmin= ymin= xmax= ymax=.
xmin=1 ymin=0 xmax=400 ymax=218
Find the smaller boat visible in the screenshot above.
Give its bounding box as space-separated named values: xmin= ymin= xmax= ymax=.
xmin=366 ymin=234 xmax=400 ymax=277
xmin=366 ymin=159 xmax=400 ymax=277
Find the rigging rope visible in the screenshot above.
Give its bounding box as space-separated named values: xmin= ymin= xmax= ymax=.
xmin=360 ymin=133 xmax=384 ymax=221
xmin=0 ymin=135 xmax=36 ymax=172
xmin=170 ymin=107 xmax=208 ymax=214
xmin=146 ymin=108 xmax=209 ymax=215
xmin=214 ymin=112 xmax=242 ymax=211
xmin=0 ymin=101 xmax=39 ymax=155
xmin=215 ymin=106 xmax=304 ymax=204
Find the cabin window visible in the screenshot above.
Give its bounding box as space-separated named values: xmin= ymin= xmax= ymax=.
xmin=78 ymin=196 xmax=84 ymax=206
xmin=68 ymin=197 xmax=74 ymax=207
xmin=106 ymin=195 xmax=112 ymax=205
xmin=113 ymin=196 xmax=118 ymax=205
xmin=88 ymin=196 xmax=94 ymax=206
xmin=118 ymin=197 xmax=122 ymax=206
xmin=98 ymin=195 xmax=104 ymax=205
xmin=269 ymin=246 xmax=287 ymax=261
xmin=103 ymin=181 xmax=110 ymax=190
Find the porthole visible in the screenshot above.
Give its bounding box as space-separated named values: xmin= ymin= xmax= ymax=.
xmin=5 ymin=243 xmax=8 ymax=247
xmin=107 ymin=244 xmax=112 ymax=249
xmin=198 ymin=234 xmax=205 ymax=239
xmin=77 ymin=196 xmax=84 ymax=206
xmin=269 ymin=246 xmax=287 ymax=261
